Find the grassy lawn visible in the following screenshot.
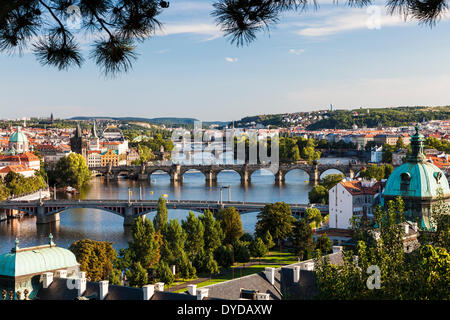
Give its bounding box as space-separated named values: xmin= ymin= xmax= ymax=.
xmin=172 ymin=249 xmax=298 ymax=293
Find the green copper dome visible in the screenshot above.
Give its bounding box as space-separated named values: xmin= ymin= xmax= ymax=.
xmin=0 ymin=243 xmax=79 ymax=277
xmin=9 ymin=128 xmax=28 ymax=143
xmin=383 ymin=125 xmax=450 ymax=230
xmin=383 ymin=161 xmax=450 ymax=199
xmin=383 ymin=125 xmax=450 ymax=199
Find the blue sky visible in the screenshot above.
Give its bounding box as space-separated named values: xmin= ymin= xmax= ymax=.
xmin=1 ymin=0 xmax=450 ymax=121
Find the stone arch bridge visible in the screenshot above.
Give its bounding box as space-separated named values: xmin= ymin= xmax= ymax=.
xmin=0 ymin=199 xmax=327 ymax=226
xmin=91 ymin=163 xmax=366 ymax=185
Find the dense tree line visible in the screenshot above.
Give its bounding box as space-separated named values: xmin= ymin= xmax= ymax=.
xmin=315 ymin=197 xmax=450 ymax=299
xmin=0 ymin=170 xmax=47 ymax=199
xmin=46 ymin=153 xmax=91 ymax=189
xmin=307 ymin=107 xmax=450 ymax=130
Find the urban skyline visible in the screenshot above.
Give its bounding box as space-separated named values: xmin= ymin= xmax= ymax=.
xmin=2 ymin=0 xmax=450 ymax=120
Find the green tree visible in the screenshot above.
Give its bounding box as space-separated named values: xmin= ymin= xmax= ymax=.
xmin=382 ymin=144 xmax=395 ymax=163
xmin=182 ymin=211 xmax=204 ymax=260
xmin=233 ymin=240 xmax=251 ymax=263
xmin=308 ymin=185 xmax=328 ymax=204
xmin=126 ymin=262 xmax=148 ymax=288
xmin=292 ymin=218 xmax=314 ymax=260
xmin=249 ymin=237 xmax=268 ymax=259
xmin=153 ymin=197 xmax=168 ymax=232
xmin=195 ymin=249 xmax=220 ymax=275
xmin=255 ymin=202 xmax=295 ymax=244
xmin=359 ymin=164 xmax=386 ymax=181
xmin=395 ymin=136 xmax=406 ymax=149
xmin=305 ymin=207 xmax=323 ymax=229
xmin=320 ymin=174 xmax=344 ymax=190
xmin=156 ymin=261 xmax=175 ymax=285
xmin=125 ymin=218 xmax=161 ymax=269
xmin=109 ymin=268 xmax=122 ymax=286
xmin=214 ymin=245 xmax=233 ymax=269
xmin=0 ymin=182 xmax=9 ymax=200
xmin=263 ymin=230 xmax=275 ymax=250
xmin=54 ymin=153 xmax=91 ymax=189
xmin=315 ymin=234 xmax=332 ymax=255
xmin=215 ymin=207 xmax=244 ymax=245
xmin=200 ymin=210 xmax=224 ymax=252
xmin=69 ymin=239 xmax=117 ymax=282
xmin=161 ymin=219 xmax=186 ymax=265
xmin=292 ymin=145 xmax=300 ymax=162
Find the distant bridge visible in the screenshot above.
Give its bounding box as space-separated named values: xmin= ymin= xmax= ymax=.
xmin=91 ymin=162 xmax=367 ymax=185
xmin=0 ymin=199 xmax=328 ymax=226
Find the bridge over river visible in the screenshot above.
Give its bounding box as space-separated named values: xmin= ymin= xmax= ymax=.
xmin=92 ymin=162 xmax=367 ymax=185
xmin=0 ymin=199 xmax=328 ymax=226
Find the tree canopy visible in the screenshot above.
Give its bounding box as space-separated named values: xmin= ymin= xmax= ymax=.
xmin=69 ymin=239 xmax=117 ymax=282
xmin=53 ymin=152 xmax=91 ymax=189
xmin=2 ymin=1 xmax=446 ymax=76
xmin=255 ymin=201 xmax=295 ymax=243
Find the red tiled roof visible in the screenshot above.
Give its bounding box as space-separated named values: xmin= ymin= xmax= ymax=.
xmin=340 ymin=180 xmax=382 ymax=196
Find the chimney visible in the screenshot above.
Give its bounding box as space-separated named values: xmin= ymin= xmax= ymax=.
xmin=404 ymin=224 xmax=409 ymax=235
xmin=99 ymin=280 xmax=109 ymax=300
xmin=187 ymin=284 xmax=197 ymax=296
xmin=303 ymin=262 xmax=314 ymax=271
xmin=332 ymin=246 xmax=343 ymax=254
xmin=76 ymin=277 xmax=87 ymax=297
xmin=155 ymin=282 xmax=164 ymax=292
xmin=55 ymin=270 xmax=67 ymax=279
xmin=196 ymin=288 xmax=209 ymax=300
xmin=256 ymin=293 xmax=270 ymax=300
xmin=42 ymin=272 xmax=53 ymax=288
xmin=143 ymin=284 xmax=155 ymax=300
xmin=293 ymin=266 xmax=300 ymax=283
xmin=264 ymin=267 xmax=275 ymax=285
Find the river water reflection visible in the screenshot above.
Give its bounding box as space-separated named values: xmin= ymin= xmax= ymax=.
xmin=0 ymin=158 xmax=349 ymax=253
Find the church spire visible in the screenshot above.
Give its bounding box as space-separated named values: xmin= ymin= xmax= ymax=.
xmin=91 ymin=121 xmax=98 ymax=138
xmin=407 ymin=124 xmax=426 ymax=163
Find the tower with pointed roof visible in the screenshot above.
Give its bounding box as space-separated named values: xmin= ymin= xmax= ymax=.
xmin=70 ymin=123 xmax=88 ymax=159
xmin=383 ymin=125 xmax=450 ymax=230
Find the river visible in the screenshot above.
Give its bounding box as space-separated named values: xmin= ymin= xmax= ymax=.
xmin=0 ymin=157 xmax=352 ymax=253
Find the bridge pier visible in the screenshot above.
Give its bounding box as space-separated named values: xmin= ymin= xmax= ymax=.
xmin=36 ymin=206 xmax=60 ymax=224
xmin=170 ymin=165 xmax=182 ymax=183
xmin=275 ymin=170 xmax=284 ymax=184
xmin=138 ymin=173 xmax=149 ymax=181
xmin=310 ymin=166 xmax=320 ymax=186
xmin=205 ymin=170 xmax=217 ymax=184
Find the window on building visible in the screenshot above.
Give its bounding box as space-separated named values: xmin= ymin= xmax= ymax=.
xmin=400 ymin=172 xmax=411 ymax=191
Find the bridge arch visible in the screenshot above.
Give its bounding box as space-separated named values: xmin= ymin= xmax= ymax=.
xmin=250 ymin=168 xmax=275 ymax=183
xmin=216 ymin=169 xmax=241 ymax=183
xmin=319 ymin=168 xmax=346 ymax=180
xmin=284 ymin=168 xmax=311 ymax=183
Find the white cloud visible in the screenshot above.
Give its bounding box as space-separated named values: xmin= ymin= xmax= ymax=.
xmin=294 ymin=6 xmax=450 ymax=37
xmin=225 ymin=57 xmax=238 ymax=63
xmin=288 ymin=48 xmax=305 ymax=55
xmin=156 ymin=23 xmax=222 ymax=40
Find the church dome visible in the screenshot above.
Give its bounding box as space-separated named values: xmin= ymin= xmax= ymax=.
xmin=383 ymin=161 xmax=450 ymax=199
xmin=383 ymin=125 xmax=450 ymax=230
xmin=383 ymin=125 xmax=450 ymax=199
xmin=0 ymin=239 xmax=79 ymax=277
xmin=9 ymin=129 xmax=28 ymax=144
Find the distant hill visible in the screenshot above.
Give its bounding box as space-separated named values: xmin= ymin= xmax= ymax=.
xmin=306 ymin=106 xmax=450 ymax=130
xmin=69 ymin=116 xmax=230 ymax=127
xmin=233 ymin=106 xmax=450 ymax=130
